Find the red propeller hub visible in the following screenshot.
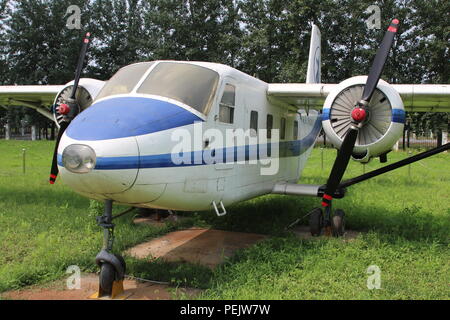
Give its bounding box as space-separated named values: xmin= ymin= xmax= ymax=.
xmin=351 ymin=107 xmax=366 ymax=122
xmin=58 ymin=103 xmax=70 ymax=115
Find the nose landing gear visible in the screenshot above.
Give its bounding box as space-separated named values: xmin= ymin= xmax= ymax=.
xmin=89 ymin=200 xmax=128 ymax=299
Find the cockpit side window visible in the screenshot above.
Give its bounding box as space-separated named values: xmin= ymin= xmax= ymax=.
xmin=219 ymin=84 xmax=235 ymax=124
xmin=95 ymin=62 xmax=154 ymax=101
xmin=137 ymin=62 xmax=219 ymax=115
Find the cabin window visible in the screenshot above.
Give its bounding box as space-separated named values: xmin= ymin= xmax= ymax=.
xmin=137 ymin=62 xmax=219 ymax=115
xmin=250 ymin=111 xmax=258 ymax=135
xmin=280 ymin=117 xmax=286 ymax=140
xmin=293 ymin=120 xmax=298 ymax=140
xmin=267 ymin=114 xmax=273 ymax=139
xmin=219 ymin=84 xmax=235 ymax=124
xmin=95 ymin=62 xmax=155 ymax=101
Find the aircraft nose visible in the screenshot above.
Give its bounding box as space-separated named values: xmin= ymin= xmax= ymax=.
xmin=58 ymin=95 xmax=202 ymax=198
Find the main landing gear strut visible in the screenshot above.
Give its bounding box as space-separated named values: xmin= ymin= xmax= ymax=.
xmin=90 ymin=200 xmax=128 ymax=299
xmin=309 ymin=206 xmax=345 ymax=237
xmin=308 ymin=142 xmax=450 ymax=237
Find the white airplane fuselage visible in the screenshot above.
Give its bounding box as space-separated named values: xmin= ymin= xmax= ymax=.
xmin=58 ymin=61 xmax=322 ymax=211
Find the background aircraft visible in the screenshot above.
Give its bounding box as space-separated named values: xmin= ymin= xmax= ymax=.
xmin=0 ymin=20 xmax=449 ymax=298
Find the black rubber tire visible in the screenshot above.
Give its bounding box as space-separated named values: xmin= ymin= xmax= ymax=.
xmin=332 ymin=209 xmax=346 ymax=237
xmin=99 ymin=262 xmax=115 ymax=295
xmin=114 ymin=254 xmax=126 ymax=276
xmin=309 ymin=208 xmax=323 ymax=237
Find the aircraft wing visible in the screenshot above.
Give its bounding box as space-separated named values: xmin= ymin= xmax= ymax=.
xmin=0 ymin=85 xmax=64 ymax=120
xmin=267 ymin=83 xmax=450 ymax=112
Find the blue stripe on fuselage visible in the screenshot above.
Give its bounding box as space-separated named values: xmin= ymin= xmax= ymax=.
xmin=58 ymin=116 xmax=323 ymax=170
xmin=66 ymin=96 xmax=203 ymax=141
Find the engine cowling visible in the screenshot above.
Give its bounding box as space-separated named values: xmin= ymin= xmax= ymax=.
xmin=322 ymin=76 xmax=405 ymax=162
xmin=53 ymin=78 xmax=105 ymax=127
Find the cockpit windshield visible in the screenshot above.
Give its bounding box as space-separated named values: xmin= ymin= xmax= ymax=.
xmin=95 ymin=62 xmax=154 ymax=101
xmin=137 ymin=62 xmax=219 ymax=115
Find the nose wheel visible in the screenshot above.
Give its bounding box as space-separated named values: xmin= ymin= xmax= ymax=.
xmin=97 ymin=253 xmax=126 ymax=298
xmin=99 ymin=262 xmax=115 ymax=294
xmin=90 ymin=200 xmax=128 ymax=299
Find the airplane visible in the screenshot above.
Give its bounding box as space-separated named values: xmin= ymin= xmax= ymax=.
xmin=1 ymin=19 xmax=449 ymax=298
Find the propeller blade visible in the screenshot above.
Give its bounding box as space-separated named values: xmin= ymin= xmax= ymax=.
xmin=361 ymin=19 xmax=399 ymax=103
xmin=321 ymin=19 xmax=399 ymax=207
xmin=50 ymin=32 xmax=91 ymax=184
xmin=70 ymin=32 xmax=91 ymax=100
xmin=49 ymin=122 xmax=69 ymax=184
xmin=321 ymin=127 xmax=358 ymax=206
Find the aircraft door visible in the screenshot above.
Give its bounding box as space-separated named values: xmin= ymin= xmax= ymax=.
xmin=210 ymin=77 xmax=239 ymax=203
xmin=213 ymin=78 xmax=239 ymax=168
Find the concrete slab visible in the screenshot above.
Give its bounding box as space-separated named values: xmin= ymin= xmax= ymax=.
xmin=2 ymin=273 xmax=200 ymax=300
xmin=127 ymin=228 xmax=268 ymax=268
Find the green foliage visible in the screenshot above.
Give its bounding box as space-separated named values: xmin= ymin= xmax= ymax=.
xmin=0 ymin=0 xmax=8 ymax=85
xmin=88 ymin=0 xmax=151 ymax=79
xmin=0 ymin=0 xmax=445 ymax=86
xmin=409 ymin=112 xmax=449 ymax=136
xmin=5 ymin=0 xmax=91 ymax=85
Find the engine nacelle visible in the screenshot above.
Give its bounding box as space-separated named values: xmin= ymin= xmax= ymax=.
xmin=322 ymin=76 xmax=405 ymax=162
xmin=53 ymin=78 xmax=105 ymax=127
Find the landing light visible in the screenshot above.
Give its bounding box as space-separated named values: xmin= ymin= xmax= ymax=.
xmin=62 ymin=144 xmax=96 ymax=173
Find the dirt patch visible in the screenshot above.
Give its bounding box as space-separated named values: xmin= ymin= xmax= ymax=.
xmin=127 ymin=228 xmax=268 ymax=269
xmin=2 ymin=273 xmax=200 ymax=300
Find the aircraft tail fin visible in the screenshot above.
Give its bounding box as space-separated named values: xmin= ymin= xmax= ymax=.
xmin=306 ymin=24 xmax=321 ymax=84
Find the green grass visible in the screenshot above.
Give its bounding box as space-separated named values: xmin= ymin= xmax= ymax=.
xmin=0 ymin=140 xmax=449 ymax=299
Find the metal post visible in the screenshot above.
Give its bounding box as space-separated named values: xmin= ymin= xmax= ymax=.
xmin=407 ymin=127 xmax=410 ymax=149
xmin=5 ymin=122 xmax=10 ymax=140
xmin=408 ymin=150 xmax=412 ymax=179
xmin=22 ymin=149 xmax=26 ymax=174
xmin=402 ymin=126 xmax=406 ymax=150
xmin=321 ymin=147 xmax=324 ymax=171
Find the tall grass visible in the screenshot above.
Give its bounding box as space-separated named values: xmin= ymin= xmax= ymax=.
xmin=0 ymin=140 xmax=449 ymax=299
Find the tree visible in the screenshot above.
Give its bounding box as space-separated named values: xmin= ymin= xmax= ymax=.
xmin=0 ymin=0 xmax=9 ymax=85
xmin=5 ymin=0 xmax=92 ymax=85
xmin=406 ymin=0 xmax=450 ymax=140
xmin=4 ymin=0 xmax=93 ymax=138
xmin=0 ymin=0 xmax=448 ymax=141
xmin=88 ymin=0 xmax=151 ymax=79
xmin=143 ymin=0 xmax=242 ymax=65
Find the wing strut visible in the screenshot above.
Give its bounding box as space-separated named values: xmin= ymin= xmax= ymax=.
xmin=336 ymin=143 xmax=450 ymax=190
xmin=274 ymin=143 xmax=450 ymax=198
